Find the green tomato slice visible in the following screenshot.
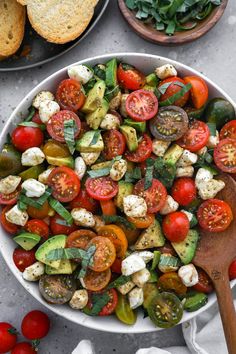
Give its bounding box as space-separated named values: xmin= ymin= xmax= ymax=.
xmin=115 ymin=293 xmax=137 ymax=325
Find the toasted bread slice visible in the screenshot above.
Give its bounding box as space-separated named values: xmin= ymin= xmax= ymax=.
xmin=25 ymin=0 xmax=99 ymax=44
xmin=0 ymin=0 xmax=26 ymax=59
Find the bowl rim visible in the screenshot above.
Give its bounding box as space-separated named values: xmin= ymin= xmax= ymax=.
xmin=0 ymin=52 xmax=235 ymax=333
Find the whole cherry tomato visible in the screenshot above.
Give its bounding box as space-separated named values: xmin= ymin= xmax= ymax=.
xmin=11 ymin=342 xmax=37 ymax=354
xmin=21 ymin=311 xmax=50 ymax=340
xmin=162 ymin=211 xmax=190 ymax=242
xmin=11 ymin=126 xmax=44 ymax=152
xmin=0 ymin=322 xmax=17 ymax=353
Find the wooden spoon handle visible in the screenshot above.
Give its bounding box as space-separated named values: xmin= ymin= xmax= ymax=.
xmin=211 ymin=268 xmax=236 ymax=354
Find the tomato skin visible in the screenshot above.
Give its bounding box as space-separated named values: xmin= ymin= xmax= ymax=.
xmin=69 ymin=189 xmax=98 ymax=213
xmin=50 ymin=214 xmax=77 ymax=235
xmin=172 ymin=178 xmax=197 ymax=206
xmin=0 ymin=322 xmax=17 ymax=353
xmin=184 ymin=76 xmax=208 ymax=109
xmin=117 ymin=63 xmax=146 ymax=90
xmin=102 ymin=130 xmax=126 ymax=160
xmin=127 ymin=214 xmax=155 ymax=229
xmin=11 ymin=126 xmax=44 ymax=152
xmin=220 ymin=120 xmax=236 ymax=140
xmin=66 ymin=229 xmax=96 ymax=250
xmin=13 ymin=248 xmax=36 ymax=272
xmin=159 ymin=272 xmax=187 ymax=295
xmin=1 ymin=206 xmax=19 ymax=234
xmin=193 ymin=269 xmax=213 ymax=294
xmin=177 ymin=120 xmax=210 ymax=152
xmin=126 ymin=90 xmax=158 ymax=122
xmin=27 ymin=200 xmax=49 ymax=219
xmin=159 ymin=77 xmax=189 ymax=107
xmin=32 ymin=112 xmax=42 ymax=124
xmin=125 ymin=134 xmax=152 ymax=163
xmin=197 ymin=199 xmax=233 ymax=232
xmin=0 ymin=188 xmax=20 ymax=205
xmin=162 ymin=211 xmax=190 ymax=242
xmin=100 ymin=199 xmax=116 ymax=216
xmin=83 ymin=268 xmax=111 ymax=292
xmin=99 ymin=289 xmax=118 ymax=316
xmin=87 ymin=236 xmax=116 ymax=272
xmin=99 ymin=224 xmax=128 ymax=259
xmin=21 ymin=310 xmax=50 ymax=340
xmin=214 ymin=138 xmax=236 ymax=173
xmin=111 ymin=258 xmax=122 ymax=273
xmin=56 ymin=78 xmax=85 ymax=112
xmin=11 ymin=342 xmax=37 ymax=354
xmin=85 ymin=177 xmax=118 ymax=201
xmin=25 ymin=219 xmax=49 ymax=240
xmin=229 ymin=259 xmax=236 ymax=280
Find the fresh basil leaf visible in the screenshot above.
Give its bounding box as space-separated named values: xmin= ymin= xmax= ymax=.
xmin=88 ymin=292 xmax=110 ymax=316
xmin=24 ymin=106 xmax=36 ymax=122
xmin=102 ymin=215 xmax=136 ymax=230
xmin=64 ymin=119 xmax=75 ymax=154
xmin=18 ymin=188 xmax=52 ymax=210
xmin=48 ymin=197 xmax=73 ymax=225
xmin=207 ymin=122 xmax=216 ymax=136
xmin=159 ymin=80 xmax=185 ymax=95
xmin=19 ymin=121 xmax=46 ymax=130
xmin=79 ymin=245 xmax=96 ymax=278
xmin=89 ymin=130 xmax=101 ymax=146
xmin=159 ymin=83 xmax=192 ymax=107
xmin=107 ymin=275 xmax=131 ymax=289
xmin=125 ymin=167 xmax=142 ymax=183
xmin=93 ymin=65 xmax=106 ymax=80
xmin=153 ymin=157 xmax=176 ymax=189
xmin=144 ymin=158 xmax=154 ymax=190
xmin=87 ymin=167 xmax=111 ymax=178
xmin=46 ymin=248 xmax=88 ymax=261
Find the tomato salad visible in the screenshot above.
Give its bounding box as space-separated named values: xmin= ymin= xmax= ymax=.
xmin=1 ymin=59 xmax=236 ymax=329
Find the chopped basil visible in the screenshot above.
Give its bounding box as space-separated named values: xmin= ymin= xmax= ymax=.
xmin=84 ymin=78 xmax=97 ymax=95
xmin=89 ymin=130 xmax=101 ymax=146
xmin=87 ymin=167 xmax=111 ymax=178
xmin=159 ymin=83 xmax=192 ymax=107
xmin=80 ymin=245 xmax=96 ymax=278
xmin=158 ymin=80 xmax=185 ymax=95
xmin=102 ymin=215 xmax=136 ymax=230
xmin=19 ymin=121 xmax=46 ymax=130
xmin=125 ymin=167 xmax=142 ymax=183
xmin=87 ymin=292 xmax=110 ymax=316
xmin=144 ymin=158 xmax=154 ymax=190
xmin=64 ymin=119 xmax=75 ymax=154
xmin=17 ymin=199 xmax=27 ymax=211
xmin=107 ymin=275 xmax=131 ymax=289
xmin=207 ymin=122 xmax=216 ymax=136
xmin=48 ymin=197 xmax=73 ymax=225
xmin=104 ymin=85 xmax=120 ymax=102
xmin=153 ymin=158 xmax=176 ymax=189
xmin=93 ymin=64 xmax=106 ymax=80
xmin=18 ymin=188 xmax=52 ymax=210
xmin=24 ymin=106 xmax=36 ymax=122
xmin=148 ymin=270 xmax=159 ymax=283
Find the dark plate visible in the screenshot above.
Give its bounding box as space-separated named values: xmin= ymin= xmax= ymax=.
xmin=0 ymin=0 xmax=109 ymax=72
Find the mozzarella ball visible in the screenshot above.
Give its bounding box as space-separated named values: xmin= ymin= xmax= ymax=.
xmin=71 ymin=208 xmax=95 ymax=227
xmin=110 ymin=159 xmax=127 ymax=181
xmin=178 ymin=264 xmax=199 ymax=287
xmin=197 ymin=179 xmax=225 ymax=200
xmin=0 ymin=175 xmax=21 ymax=194
xmin=22 ymin=178 xmax=46 ymax=198
xmin=123 ymin=195 xmax=147 ymax=218
xmin=38 ymin=167 xmax=54 ymax=184
xmin=117 ymin=281 xmax=135 ymax=295
xmin=152 ymin=139 xmax=171 ymax=157
xmin=132 ymin=268 xmax=150 ymax=288
xmin=160 ymin=195 xmax=179 ymax=215
xmin=177 ymin=150 xmax=198 ymax=167
xmin=120 ymin=94 xmax=129 ymax=117
xmin=23 ymin=262 xmax=45 ymax=281
xmin=80 ymin=152 xmax=100 ymax=166
xmin=121 ymin=254 xmax=146 ymax=276
xmin=32 ymin=91 xmax=54 ymax=109
xmin=68 ymin=65 xmax=93 ymax=84
xmin=128 ymin=287 xmax=144 ymax=309
xmin=5 ymin=205 xmax=28 ymax=226
xmin=132 ymin=251 xmax=154 ymax=263
xmin=39 ymin=100 xmax=60 ymax=123
xmin=155 ymin=64 xmax=177 ymax=80
xmin=21 ymin=147 xmax=45 ymax=166
xmin=176 ymin=166 xmax=194 ymax=178
xmin=69 ymin=289 xmax=89 ymax=309
xmin=74 ymin=157 xmax=86 ymax=180
xmin=100 ymin=113 xmax=120 ymax=130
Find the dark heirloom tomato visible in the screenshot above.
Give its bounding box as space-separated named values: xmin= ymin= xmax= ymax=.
xmin=214 ymin=138 xmax=236 ymax=173
xmin=125 ymin=134 xmax=152 ymax=163
xmin=69 ymin=189 xmax=98 ymax=213
xmin=177 ymin=120 xmax=210 ymax=152
xmin=21 ymin=310 xmax=50 ymax=340
xmin=220 ymin=120 xmax=236 ymax=140
xmin=159 ymin=272 xmax=187 ymax=295
xmin=197 ymin=199 xmax=233 ymax=232
xmin=134 ymin=178 xmax=167 ymax=213
xmin=39 ymin=275 xmax=77 ymax=304
xmin=83 ymin=268 xmax=111 ymax=292
xmin=13 ymin=248 xmax=36 ymax=272
xmin=162 ymin=211 xmax=190 ymax=242
xmin=11 ymin=126 xmax=44 ymax=152
xmin=193 ymin=269 xmax=213 ymax=294
xmin=172 ymin=178 xmax=197 ymax=206
xmin=102 ymin=130 xmax=126 ymax=160
xmin=1 ymin=206 xmax=19 ymax=234
xmin=50 ymin=214 xmax=77 ymax=235
xmin=56 ymin=78 xmax=85 ymax=111
xmin=85 ymin=176 xmax=118 ymax=201
xmin=149 ymin=106 xmax=188 ymax=141
xmin=87 ymin=236 xmax=116 ymax=272
xmin=66 ymin=230 xmax=96 ymax=250
xmin=117 ymin=63 xmax=146 ymax=90
xmin=48 ymin=166 xmax=80 ymax=203
xmin=26 ymin=219 xmax=49 ymax=239
xmin=184 ymin=76 xmax=208 ymax=109
xmin=0 ymin=188 xmax=20 ymax=205
xmin=99 ymin=224 xmax=128 ymax=259
xmin=0 ymin=322 xmax=17 ymax=354
xmin=159 ymin=77 xmax=189 ymax=107
xmin=126 ymin=90 xmax=158 ymax=121
xmin=46 ymin=110 xmax=81 ymax=143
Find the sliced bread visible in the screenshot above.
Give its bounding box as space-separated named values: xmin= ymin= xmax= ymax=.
xmin=25 ymin=0 xmax=99 ymax=44
xmin=0 ymin=0 xmax=26 ymax=59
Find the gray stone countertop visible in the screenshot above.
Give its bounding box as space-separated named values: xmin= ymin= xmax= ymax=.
xmin=0 ymin=1 xmax=236 ymax=353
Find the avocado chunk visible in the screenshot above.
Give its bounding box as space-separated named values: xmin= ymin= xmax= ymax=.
xmin=205 ymin=97 xmax=235 ymax=129
xmin=91 ymin=161 xmax=112 ymax=170
xmin=35 ymin=234 xmax=67 ymax=269
xmin=163 ymin=144 xmax=183 ymax=165
xmin=46 ymin=156 xmax=74 ymax=168
xmin=86 ymin=98 xmax=109 ymax=130
xmin=76 ymin=131 xmax=104 ymax=153
xmin=81 ymin=80 xmax=106 ymax=114
xmin=120 ymin=125 xmax=138 ymax=152
xmin=0 ymin=144 xmax=23 ymax=178
xmin=143 ymin=283 xmax=159 ymax=309
xmin=114 ymin=181 xmax=134 ymax=210
xmin=124 ymin=119 xmax=146 ymax=133
xmin=45 ymin=260 xmax=77 ymax=275
xmin=135 ymin=219 xmax=165 ymax=250
xmin=105 ymin=58 xmax=118 ymax=88
xmin=19 ymin=165 xmax=45 ymax=181
xmin=14 ymin=233 xmax=41 ymax=251
xmin=171 ymin=229 xmax=199 ymax=265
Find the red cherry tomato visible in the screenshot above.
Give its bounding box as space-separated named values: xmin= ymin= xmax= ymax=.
xmin=117 ymin=63 xmax=146 ymax=90
xmin=87 ymin=289 xmax=118 ymax=316
xmin=13 ymin=248 xmax=36 ymax=272
xmin=11 ymin=126 xmax=44 ymax=152
xmin=11 ymin=342 xmax=37 ymax=354
xmin=162 ymin=211 xmax=190 ymax=242
xmin=0 ymin=322 xmax=17 ymax=353
xmin=1 ymin=206 xmax=19 ymax=234
xmin=46 ymin=110 xmax=81 ymax=143
xmin=177 ymin=120 xmax=210 ymax=152
xmin=111 ymin=258 xmax=122 ymax=274
xmin=102 ymin=130 xmax=126 ymax=160
xmin=229 ymin=259 xmax=236 ymax=280
xmin=159 ymin=77 xmax=189 ymax=107
xmin=0 ymin=188 xmax=20 ymax=205
xmin=197 ymin=199 xmax=233 ymax=232
xmin=126 ymin=90 xmax=158 ymax=122
xmin=184 ymin=76 xmax=208 ymax=109
xmin=100 ymin=199 xmax=116 ymax=216
xmin=56 ymin=78 xmax=85 ymax=111
xmin=172 ymin=178 xmax=197 ymax=206
xmin=50 ymin=214 xmax=77 ymax=235
xmin=125 ymin=134 xmax=152 ymax=163
xmin=134 ymin=178 xmax=167 ymax=213
xmin=25 ymin=219 xmax=49 ymax=240
xmin=220 ymin=120 xmax=236 ymax=140
xmin=21 ymin=310 xmax=50 ymax=340
xmin=69 ymin=189 xmax=98 ymax=213
xmin=32 ymin=112 xmax=42 ymax=124
xmin=193 ymin=269 xmax=213 ymax=294
xmin=48 ymin=166 xmax=80 ymax=203
xmin=214 ymin=138 xmax=236 ymax=173
xmin=85 ymin=177 xmax=118 ymax=201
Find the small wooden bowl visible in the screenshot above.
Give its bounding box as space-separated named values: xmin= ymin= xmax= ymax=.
xmin=118 ymin=0 xmax=228 ymax=46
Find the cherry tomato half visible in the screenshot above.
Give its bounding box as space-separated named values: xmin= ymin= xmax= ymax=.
xmin=172 ymin=178 xmax=197 ymax=206
xmin=66 ymin=229 xmax=96 ymax=250
xmin=229 ymin=259 xmax=236 ymax=280
xmin=197 ymin=199 xmax=233 ymax=232
xmin=11 ymin=342 xmax=37 ymax=354
xmin=127 ymin=214 xmax=155 ymax=229
xmin=90 ymin=289 xmax=118 ymax=316
xmin=177 ymin=120 xmax=210 ymax=152
xmin=99 ymin=224 xmax=128 ymax=259
xmin=50 ymin=214 xmax=77 ymax=235
xmin=56 ymin=78 xmax=85 ymax=112
xmin=100 ymin=199 xmax=116 ymax=216
xmin=117 ymin=63 xmax=146 ymax=90
xmin=159 ymin=272 xmax=187 ymax=295
xmin=25 ymin=219 xmax=49 ymax=240
xmin=184 ymin=76 xmax=208 ymax=109
xmin=32 ymin=112 xmax=42 ymax=124
xmin=214 ymin=138 xmax=236 ymax=173
xmin=0 ymin=188 xmax=20 ymax=205
xmin=48 ymin=166 xmax=80 ymax=203
xmin=11 ymin=126 xmax=44 ymax=152
xmin=111 ymin=258 xmax=122 ymax=274
xmin=159 ymin=77 xmax=189 ymax=107
xmin=21 ymin=310 xmax=50 ymax=340
xmin=1 ymin=206 xmax=19 ymax=234
xmin=13 ymin=248 xmax=36 ymax=272
xmin=82 ymin=268 xmax=111 ymax=292
xmin=125 ymin=134 xmax=152 ymax=163
xmin=85 ymin=177 xmax=118 ymax=201
xmin=134 ymin=178 xmax=167 ymax=213
xmin=47 ymin=110 xmax=81 ymax=143
xmin=193 ymin=269 xmax=213 ymax=294
xmin=102 ymin=130 xmax=126 ymax=160
xmin=69 ymin=189 xmax=98 ymax=213
xmin=162 ymin=211 xmax=190 ymax=242
xmin=220 ymin=120 xmax=236 ymax=140
xmin=87 ymin=236 xmax=116 ymax=272
xmin=126 ymin=90 xmax=158 ymax=122
xmin=27 ymin=200 xmax=49 ymax=219
xmin=0 ymin=322 xmax=17 ymax=353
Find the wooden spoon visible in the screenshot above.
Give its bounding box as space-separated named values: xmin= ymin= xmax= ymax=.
xmin=193 ymin=174 xmax=236 ymax=354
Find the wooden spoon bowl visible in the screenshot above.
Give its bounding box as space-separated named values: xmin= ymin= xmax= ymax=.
xmin=193 ymin=174 xmax=236 ymax=354
xmin=118 ymin=0 xmax=228 ymax=46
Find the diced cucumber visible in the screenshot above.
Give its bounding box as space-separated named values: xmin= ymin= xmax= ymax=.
xmin=184 ymin=292 xmax=208 ymax=312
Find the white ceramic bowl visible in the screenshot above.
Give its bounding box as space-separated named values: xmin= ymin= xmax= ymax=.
xmin=0 ymin=53 xmax=235 ymax=333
